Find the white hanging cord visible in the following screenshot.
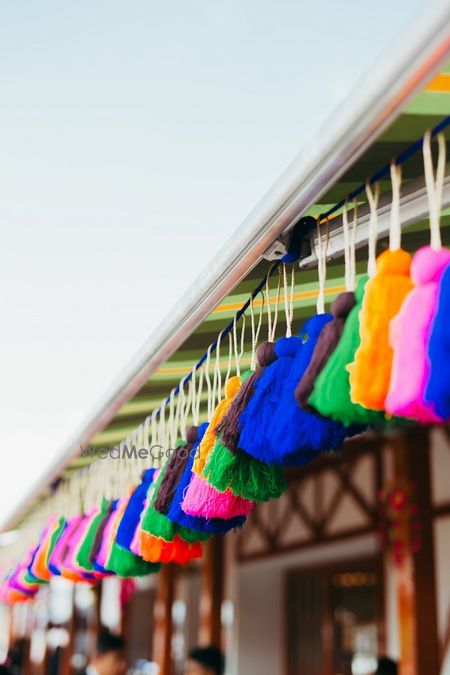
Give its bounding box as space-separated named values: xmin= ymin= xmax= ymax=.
xmin=366 ymin=181 xmax=380 ymax=277
xmin=342 ymin=199 xmax=352 ymax=291
xmin=180 ymin=377 xmax=192 ymax=438
xmin=167 ymin=388 xmax=176 ymax=448
xmin=389 ymin=162 xmax=402 ymax=251
xmin=423 ymin=130 xmax=446 ymax=250
xmin=224 ymin=332 xmax=233 ymax=386
xmin=282 ymin=263 xmax=295 ymax=338
xmin=213 ymin=331 xmax=223 ymax=406
xmin=316 ymin=218 xmax=329 ymax=313
xmin=204 ymin=344 xmax=213 ymax=420
xmin=265 ymin=267 xmax=281 ymax=342
xmin=194 ymin=367 xmax=204 ymax=426
xmin=249 ymin=295 xmax=260 ymax=370
xmin=350 ymin=199 xmax=357 ymax=291
xmin=232 ymin=316 xmax=240 ymax=377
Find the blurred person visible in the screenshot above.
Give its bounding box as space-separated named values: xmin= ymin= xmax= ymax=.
xmin=80 ymin=632 xmax=127 ymax=675
xmin=375 ymin=656 xmax=398 ymax=675
xmin=184 ymin=646 xmax=224 ymax=675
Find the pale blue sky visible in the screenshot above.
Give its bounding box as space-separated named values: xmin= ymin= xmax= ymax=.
xmin=0 ymin=0 xmax=425 ymax=527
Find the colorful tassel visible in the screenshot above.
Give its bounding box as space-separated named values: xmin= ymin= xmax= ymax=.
xmin=295 ymin=292 xmax=356 ymax=406
xmin=116 ymin=468 xmax=156 ymax=551
xmin=166 ymin=423 xmax=246 ymax=534
xmin=270 ymin=317 xmax=361 ymax=464
xmin=348 ymin=248 xmax=414 ymax=410
xmin=386 ymin=246 xmax=450 ymax=421
xmin=308 ymin=276 xmax=387 ymax=426
xmin=425 ymin=262 xmax=450 ymax=418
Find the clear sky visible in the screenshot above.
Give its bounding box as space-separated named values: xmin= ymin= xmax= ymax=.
xmin=0 ymin=0 xmax=426 ymax=528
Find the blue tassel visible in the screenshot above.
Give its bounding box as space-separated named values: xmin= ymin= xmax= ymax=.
xmin=425 ymin=263 xmax=450 ymax=417
xmin=166 ymin=423 xmax=245 ymax=534
xmin=238 ymin=336 xmax=301 ymax=462
xmin=271 ymin=315 xmax=363 ymax=464
xmin=116 ymin=468 xmax=156 ymax=551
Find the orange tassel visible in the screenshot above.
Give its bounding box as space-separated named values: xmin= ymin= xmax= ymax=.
xmin=348 ymin=249 xmax=413 ymax=410
xmin=193 ymin=375 xmax=241 ymax=475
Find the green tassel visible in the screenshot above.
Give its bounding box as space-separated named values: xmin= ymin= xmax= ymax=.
xmin=309 ymin=276 xmax=387 ymax=426
xmin=106 ymin=542 xmax=160 ymax=577
xmin=76 ymin=500 xmax=109 ymax=571
xmin=203 ymin=435 xmax=287 ymax=503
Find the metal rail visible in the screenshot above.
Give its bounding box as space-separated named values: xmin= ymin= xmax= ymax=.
xmin=3 ymin=1 xmax=450 ymax=531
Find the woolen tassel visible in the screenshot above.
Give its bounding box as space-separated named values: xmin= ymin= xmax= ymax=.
xmin=154 ymin=428 xmax=198 ymax=514
xmin=76 ymin=503 xmax=111 ymax=574
xmin=166 ymin=426 xmax=246 ymax=534
xmin=48 ymin=518 xmax=67 ymax=576
xmin=295 ymin=292 xmax=356 ymax=406
xmin=203 ymin=434 xmax=287 ymax=502
xmin=217 ymin=345 xmax=276 ymax=454
xmin=308 ymin=277 xmax=387 ymax=426
xmin=386 ymin=246 xmax=450 ymax=422
xmin=425 ymin=261 xmax=450 ymax=418
xmin=49 ymin=515 xmax=83 ymax=576
xmin=181 ymin=472 xmax=254 ymax=518
xmin=28 ymin=519 xmax=54 ymax=582
xmin=348 ymin=248 xmax=414 ymax=410
xmin=94 ymin=500 xmax=120 ymax=570
xmin=139 ymin=459 xmax=210 ymax=544
xmin=116 ymin=468 xmax=156 ymax=551
xmin=238 ymin=336 xmax=301 ymax=462
xmin=138 ymin=531 xmax=202 ymax=564
xmin=104 ymin=498 xmax=161 ymax=577
xmin=270 ymin=316 xmax=361 ymax=464
xmin=193 ymin=375 xmax=242 ymax=475
xmin=60 ymin=516 xmax=97 ymax=582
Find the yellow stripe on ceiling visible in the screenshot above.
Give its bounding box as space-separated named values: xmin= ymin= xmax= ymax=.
xmin=425 ymin=72 xmax=450 ymax=93
xmin=213 ymin=284 xmax=346 ymax=314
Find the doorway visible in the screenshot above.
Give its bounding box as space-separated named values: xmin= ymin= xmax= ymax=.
xmin=285 ymin=557 xmax=383 ymax=675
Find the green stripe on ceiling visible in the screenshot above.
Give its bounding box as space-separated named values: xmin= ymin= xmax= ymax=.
xmin=406 ymin=93 xmax=450 ymax=116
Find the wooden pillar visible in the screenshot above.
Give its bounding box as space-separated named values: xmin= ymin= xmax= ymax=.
xmin=392 ymin=428 xmax=439 ymax=675
xmin=198 ymin=536 xmax=224 ymax=647
xmin=153 ymin=564 xmax=175 ymax=675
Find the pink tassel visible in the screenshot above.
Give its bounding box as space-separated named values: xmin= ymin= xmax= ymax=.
xmin=181 ymin=472 xmax=254 ymax=518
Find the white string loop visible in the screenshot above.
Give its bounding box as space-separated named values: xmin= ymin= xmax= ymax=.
xmin=366 ymin=181 xmax=380 ymax=277
xmin=423 ymin=130 xmax=446 ymax=250
xmin=389 ymin=162 xmax=402 ymax=251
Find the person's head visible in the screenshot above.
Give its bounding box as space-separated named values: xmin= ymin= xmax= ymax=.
xmin=376 ymin=656 xmax=398 ymax=675
xmin=92 ymin=632 xmax=127 ymax=675
xmin=184 ymin=646 xmax=224 ymax=675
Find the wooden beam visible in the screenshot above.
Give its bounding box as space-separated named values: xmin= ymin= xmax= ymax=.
xmin=153 ymin=565 xmax=175 ymax=675
xmin=391 ymin=428 xmax=440 ymax=675
xmin=199 ymin=536 xmax=224 ymax=647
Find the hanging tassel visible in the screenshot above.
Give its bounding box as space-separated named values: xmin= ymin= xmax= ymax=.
xmin=425 ymin=262 xmax=450 ymax=417
xmin=76 ymin=502 xmax=112 ymax=576
xmin=203 ymin=432 xmax=287 ymax=502
xmin=270 ymin=316 xmax=361 ymax=464
xmin=218 ymin=344 xmax=276 ymax=453
xmin=181 ymin=471 xmax=254 ymax=518
xmin=116 ymin=468 xmax=156 ymax=551
xmin=308 ymin=276 xmax=387 ymax=426
xmin=387 ymin=133 xmax=450 ymax=422
xmin=154 ymin=429 xmax=198 ymax=514
xmin=348 ymin=248 xmax=413 ymax=410
xmin=295 ymin=292 xmax=356 ymax=406
xmin=386 ymin=246 xmax=450 ymax=421
xmin=238 ymin=336 xmax=300 ymax=462
xmin=192 ymin=375 xmax=242 ymax=475
xmin=348 ymin=163 xmax=414 ymax=410
xmin=166 ymin=423 xmax=246 ymax=533
xmin=104 ymin=497 xmax=161 ymax=577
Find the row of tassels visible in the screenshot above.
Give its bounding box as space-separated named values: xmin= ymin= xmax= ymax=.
xmin=3 ymin=130 xmax=450 ymax=602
